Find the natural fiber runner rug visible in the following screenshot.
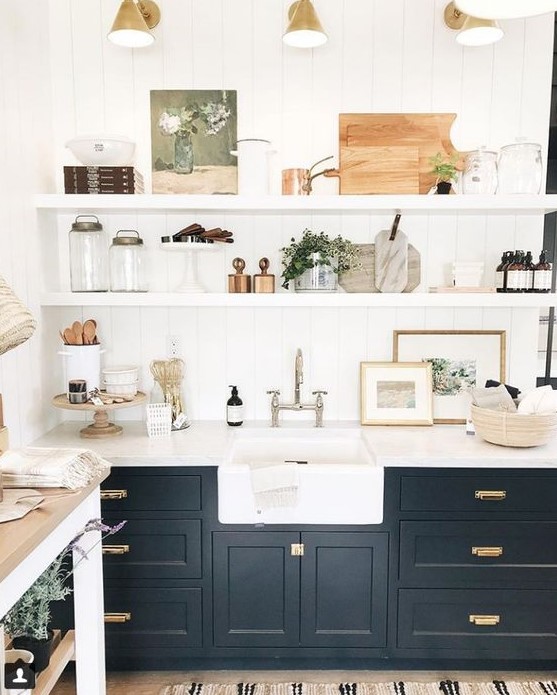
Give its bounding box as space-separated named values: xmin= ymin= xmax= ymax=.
xmin=159 ymin=682 xmax=557 ymax=695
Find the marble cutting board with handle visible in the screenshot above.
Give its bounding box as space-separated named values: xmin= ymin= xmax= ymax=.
xmin=374 ymin=213 xmax=408 ymax=293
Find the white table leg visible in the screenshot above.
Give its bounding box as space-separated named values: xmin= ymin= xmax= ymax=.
xmin=72 ymin=494 xmax=106 ymax=695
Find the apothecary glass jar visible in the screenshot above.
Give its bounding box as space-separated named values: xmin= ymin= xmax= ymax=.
xmin=294 ymin=254 xmax=338 ymax=292
xmin=497 ymin=142 xmax=542 ymax=194
xmin=69 ymin=215 xmax=109 ymax=292
xmin=462 ymin=148 xmax=498 ymax=194
xmin=109 ymin=230 xmax=148 ymax=292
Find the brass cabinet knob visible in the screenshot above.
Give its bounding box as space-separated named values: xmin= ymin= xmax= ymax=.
xmin=100 ymin=489 xmax=128 ymax=500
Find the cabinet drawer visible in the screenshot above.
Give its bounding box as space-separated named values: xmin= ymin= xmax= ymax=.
xmin=104 ymin=587 xmax=202 ymax=649
xmin=101 ymin=473 xmax=201 ymax=512
xmin=400 ymin=473 xmax=557 ymax=513
xmin=398 ymin=589 xmax=557 ymax=652
xmin=400 ymin=521 xmax=557 ymax=584
xmin=103 ymin=519 xmax=202 ymax=579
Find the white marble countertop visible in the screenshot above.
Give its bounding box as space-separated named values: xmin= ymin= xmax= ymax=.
xmin=29 ymin=420 xmax=557 ymax=468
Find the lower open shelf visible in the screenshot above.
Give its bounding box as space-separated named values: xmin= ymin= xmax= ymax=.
xmin=4 ymin=629 xmax=75 ymax=695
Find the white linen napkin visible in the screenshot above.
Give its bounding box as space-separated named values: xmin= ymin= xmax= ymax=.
xmin=249 ymin=461 xmax=299 ymax=511
xmin=0 ymin=447 xmax=111 ymax=489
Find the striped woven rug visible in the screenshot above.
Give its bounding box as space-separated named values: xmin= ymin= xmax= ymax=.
xmin=159 ymin=683 xmax=557 ymax=695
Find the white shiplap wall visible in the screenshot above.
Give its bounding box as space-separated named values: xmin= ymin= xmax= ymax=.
xmin=4 ymin=1 xmax=556 ymax=438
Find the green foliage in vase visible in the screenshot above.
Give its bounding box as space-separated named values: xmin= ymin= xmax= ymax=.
xmin=281 ymin=229 xmax=360 ymax=289
xmin=429 ymin=152 xmax=459 ymax=183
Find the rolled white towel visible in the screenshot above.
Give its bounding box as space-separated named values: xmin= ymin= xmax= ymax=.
xmin=517 ymin=385 xmax=557 ymax=415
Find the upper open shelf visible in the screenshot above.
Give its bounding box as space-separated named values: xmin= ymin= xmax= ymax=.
xmin=34 ymin=193 xmax=557 ymax=215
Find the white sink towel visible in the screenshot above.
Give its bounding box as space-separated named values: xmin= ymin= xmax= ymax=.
xmin=0 ymin=447 xmax=111 ymax=489
xmin=249 ymin=461 xmax=299 ymax=511
xmin=517 ymin=385 xmax=557 ymax=415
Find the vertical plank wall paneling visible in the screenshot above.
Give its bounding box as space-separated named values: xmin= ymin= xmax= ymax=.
xmin=1 ymin=1 xmax=554 ymax=440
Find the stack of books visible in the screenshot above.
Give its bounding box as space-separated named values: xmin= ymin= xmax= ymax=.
xmin=64 ymin=166 xmax=144 ymax=194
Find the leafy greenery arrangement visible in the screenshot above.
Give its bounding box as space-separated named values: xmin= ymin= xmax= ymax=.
xmin=281 ymin=229 xmax=360 ymax=289
xmin=429 ymin=152 xmax=459 ymax=183
xmin=2 ymin=518 xmax=125 ymax=641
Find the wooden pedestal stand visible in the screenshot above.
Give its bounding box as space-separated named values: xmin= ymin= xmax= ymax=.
xmin=52 ymin=392 xmax=147 ymax=438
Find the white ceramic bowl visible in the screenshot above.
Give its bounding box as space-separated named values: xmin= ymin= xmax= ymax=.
xmin=65 ymin=135 xmax=135 ymax=166
xmin=102 ymin=366 xmax=139 ymax=384
xmin=103 ymin=381 xmax=138 ymax=396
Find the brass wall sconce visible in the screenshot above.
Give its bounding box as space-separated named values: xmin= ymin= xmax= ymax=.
xmin=108 ymin=0 xmax=161 ymax=48
xmin=283 ymin=0 xmax=327 ymax=48
xmin=444 ymin=2 xmax=503 ymax=46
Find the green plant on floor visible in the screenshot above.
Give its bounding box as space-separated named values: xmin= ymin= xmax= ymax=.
xmin=281 ymin=229 xmax=360 ymax=289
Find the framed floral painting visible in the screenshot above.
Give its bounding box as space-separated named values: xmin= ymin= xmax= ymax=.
xmin=360 ymin=361 xmax=433 ymax=426
xmin=150 ymin=89 xmax=237 ymax=194
xmin=393 ymin=330 xmax=506 ymax=424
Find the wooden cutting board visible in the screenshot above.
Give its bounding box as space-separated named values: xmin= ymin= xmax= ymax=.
xmin=339 ymin=243 xmax=421 ymax=293
xmin=326 ymin=113 xmax=464 ymax=194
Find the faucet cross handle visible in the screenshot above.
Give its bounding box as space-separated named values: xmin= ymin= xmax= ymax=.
xmin=312 ymin=390 xmax=328 ymax=396
xmin=266 ymin=389 xmax=280 ymax=395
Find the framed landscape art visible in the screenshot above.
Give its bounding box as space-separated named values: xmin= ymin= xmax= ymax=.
xmin=360 ymin=362 xmax=433 ymax=426
xmin=393 ymin=330 xmax=506 ymax=424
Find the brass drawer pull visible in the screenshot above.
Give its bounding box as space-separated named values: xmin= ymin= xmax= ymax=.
xmin=101 ymin=489 xmax=128 ymax=500
xmin=469 ymin=614 xmax=500 ymax=626
xmin=102 ymin=544 xmax=130 ymax=555
xmin=472 ymin=546 xmax=503 ymax=557
xmin=104 ymin=612 xmax=131 ymax=623
xmin=475 ymin=490 xmax=506 ymax=501
xmin=291 ymin=543 xmax=304 ymax=556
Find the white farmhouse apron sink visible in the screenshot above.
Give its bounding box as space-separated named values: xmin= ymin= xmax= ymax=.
xmin=218 ymin=428 xmax=383 ymax=525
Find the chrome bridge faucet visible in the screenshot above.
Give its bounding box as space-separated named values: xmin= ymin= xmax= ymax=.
xmin=267 ymin=348 xmax=327 ymax=427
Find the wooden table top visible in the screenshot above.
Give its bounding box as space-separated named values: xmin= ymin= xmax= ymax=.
xmin=0 ymin=472 xmax=109 ymax=584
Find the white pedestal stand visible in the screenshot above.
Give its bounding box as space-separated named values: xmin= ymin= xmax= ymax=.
xmin=160 ymin=242 xmax=220 ymax=293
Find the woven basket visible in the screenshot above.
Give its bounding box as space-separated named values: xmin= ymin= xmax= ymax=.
xmin=0 ymin=275 xmax=37 ymax=356
xmin=470 ymin=404 xmax=557 ymax=447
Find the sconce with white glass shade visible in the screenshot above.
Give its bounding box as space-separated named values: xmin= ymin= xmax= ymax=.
xmin=283 ymin=0 xmax=328 ymax=48
xmin=444 ymin=2 xmax=504 ymax=46
xmin=108 ymin=0 xmax=161 ymax=48
xmin=454 ymin=0 xmax=557 ymax=19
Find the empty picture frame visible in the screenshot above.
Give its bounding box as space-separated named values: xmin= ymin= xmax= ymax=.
xmin=393 ymin=329 xmax=506 ymax=424
xmin=360 ymin=361 xmax=433 ymax=425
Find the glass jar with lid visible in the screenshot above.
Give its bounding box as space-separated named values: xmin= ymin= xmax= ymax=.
xmin=497 ymin=141 xmax=543 ymax=194
xmin=69 ymin=215 xmax=109 ymax=292
xmin=462 ymin=148 xmax=498 ymax=194
xmin=109 ymin=230 xmax=148 ymax=292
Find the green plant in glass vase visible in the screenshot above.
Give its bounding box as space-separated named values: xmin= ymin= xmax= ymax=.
xmin=281 ymin=229 xmax=360 ymax=291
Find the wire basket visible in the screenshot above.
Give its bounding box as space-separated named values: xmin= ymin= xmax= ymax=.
xmin=0 ymin=275 xmax=36 ymax=356
xmin=470 ymin=404 xmax=557 ymax=447
xmin=145 ymin=403 xmax=172 ymax=438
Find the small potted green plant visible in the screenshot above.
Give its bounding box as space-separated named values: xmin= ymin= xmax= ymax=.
xmin=281 ymin=229 xmax=360 ymax=292
xmin=429 ymin=152 xmax=459 ymax=194
xmin=2 ymin=519 xmax=125 ymax=672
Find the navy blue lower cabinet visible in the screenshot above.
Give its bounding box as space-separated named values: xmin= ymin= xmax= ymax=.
xmin=212 ymin=531 xmax=389 ymax=649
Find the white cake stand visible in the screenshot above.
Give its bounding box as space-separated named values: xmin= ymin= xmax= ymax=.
xmin=160 ymin=241 xmax=221 ymax=293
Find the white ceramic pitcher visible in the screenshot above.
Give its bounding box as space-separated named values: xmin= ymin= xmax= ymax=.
xmin=230 ymin=139 xmax=273 ymax=195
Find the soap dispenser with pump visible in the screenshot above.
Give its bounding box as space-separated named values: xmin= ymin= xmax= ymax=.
xmin=227 ymin=385 xmax=244 ymax=427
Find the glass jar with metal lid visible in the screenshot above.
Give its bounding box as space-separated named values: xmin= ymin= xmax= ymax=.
xmin=69 ymin=215 xmax=109 ymax=292
xmin=109 ymin=230 xmax=148 ymax=292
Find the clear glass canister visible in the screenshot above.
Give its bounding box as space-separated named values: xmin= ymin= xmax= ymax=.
xmin=109 ymin=230 xmax=148 ymax=292
xmin=462 ymin=148 xmax=498 ymax=194
xmin=497 ymin=142 xmax=543 ymax=194
xmin=69 ymin=215 xmax=109 ymax=292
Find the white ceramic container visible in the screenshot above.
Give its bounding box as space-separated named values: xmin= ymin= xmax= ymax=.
xmin=65 ymin=134 xmax=135 ymax=166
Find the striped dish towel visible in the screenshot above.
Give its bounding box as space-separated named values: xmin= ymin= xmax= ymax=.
xmin=249 ymin=461 xmax=299 ymax=511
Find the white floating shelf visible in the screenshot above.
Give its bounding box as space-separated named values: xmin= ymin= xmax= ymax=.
xmin=34 ymin=193 xmax=557 ymax=215
xmin=40 ymin=292 xmax=557 ymax=308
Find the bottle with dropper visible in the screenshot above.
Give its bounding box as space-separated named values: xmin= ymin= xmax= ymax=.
xmin=227 ymin=385 xmax=244 ymax=427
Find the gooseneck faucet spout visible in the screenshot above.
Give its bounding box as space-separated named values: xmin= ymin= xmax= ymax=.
xmin=294 ymin=348 xmax=303 ymax=405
